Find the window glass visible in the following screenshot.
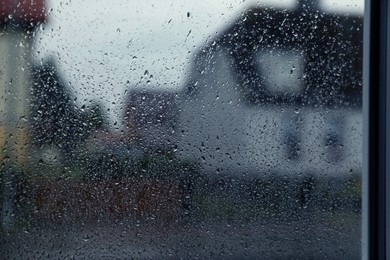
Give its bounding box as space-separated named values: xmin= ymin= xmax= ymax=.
xmin=256 ymin=49 xmax=305 ymax=95
xmin=1 ymin=0 xmax=363 ymax=258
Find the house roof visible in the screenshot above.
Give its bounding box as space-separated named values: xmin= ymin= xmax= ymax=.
xmin=0 ymin=0 xmax=46 ymax=27
xmin=187 ymin=7 xmax=363 ymax=108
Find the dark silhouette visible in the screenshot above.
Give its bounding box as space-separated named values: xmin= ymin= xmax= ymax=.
xmin=30 ymin=59 xmax=107 ymax=162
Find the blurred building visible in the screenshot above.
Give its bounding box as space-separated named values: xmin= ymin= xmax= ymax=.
xmin=123 ymin=89 xmax=178 ymax=154
xmin=178 ymin=6 xmax=363 ymax=179
xmin=0 ymin=0 xmax=47 ymax=230
xmin=0 ymin=0 xmax=46 ymax=167
xmin=76 ymin=88 xmax=179 ymax=180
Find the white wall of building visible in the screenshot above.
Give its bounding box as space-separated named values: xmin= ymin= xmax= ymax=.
xmin=178 ymin=49 xmax=362 ymax=179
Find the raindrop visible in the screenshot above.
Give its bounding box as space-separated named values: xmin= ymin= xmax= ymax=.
xmin=82 ymin=235 xmax=91 ymax=242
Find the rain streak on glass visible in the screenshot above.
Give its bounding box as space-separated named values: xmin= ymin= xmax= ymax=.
xmin=0 ymin=0 xmax=363 ymax=259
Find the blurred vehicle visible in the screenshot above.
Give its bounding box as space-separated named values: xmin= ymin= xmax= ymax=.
xmin=177 ymin=6 xmax=363 ymax=180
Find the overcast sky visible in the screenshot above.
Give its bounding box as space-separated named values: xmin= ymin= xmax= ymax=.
xmin=33 ymin=0 xmax=363 ymax=127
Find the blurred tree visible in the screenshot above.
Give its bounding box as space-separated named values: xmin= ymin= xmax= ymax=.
xmin=30 ymin=59 xmax=90 ymax=160
xmin=87 ymin=102 xmax=107 ymax=132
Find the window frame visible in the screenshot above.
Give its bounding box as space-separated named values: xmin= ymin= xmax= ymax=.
xmin=363 ymin=0 xmax=389 ymax=259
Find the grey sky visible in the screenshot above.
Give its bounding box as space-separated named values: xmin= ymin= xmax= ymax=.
xmin=33 ymin=0 xmax=363 ymax=127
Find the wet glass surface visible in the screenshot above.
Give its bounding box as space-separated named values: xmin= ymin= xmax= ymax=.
xmin=0 ymin=0 xmax=363 ymax=258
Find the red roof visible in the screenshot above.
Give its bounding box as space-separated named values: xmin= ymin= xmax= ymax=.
xmin=0 ymin=0 xmax=46 ymax=25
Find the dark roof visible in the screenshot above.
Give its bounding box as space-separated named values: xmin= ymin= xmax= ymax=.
xmin=189 ymin=7 xmax=363 ymax=108
xmin=0 ymin=0 xmax=46 ymax=27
